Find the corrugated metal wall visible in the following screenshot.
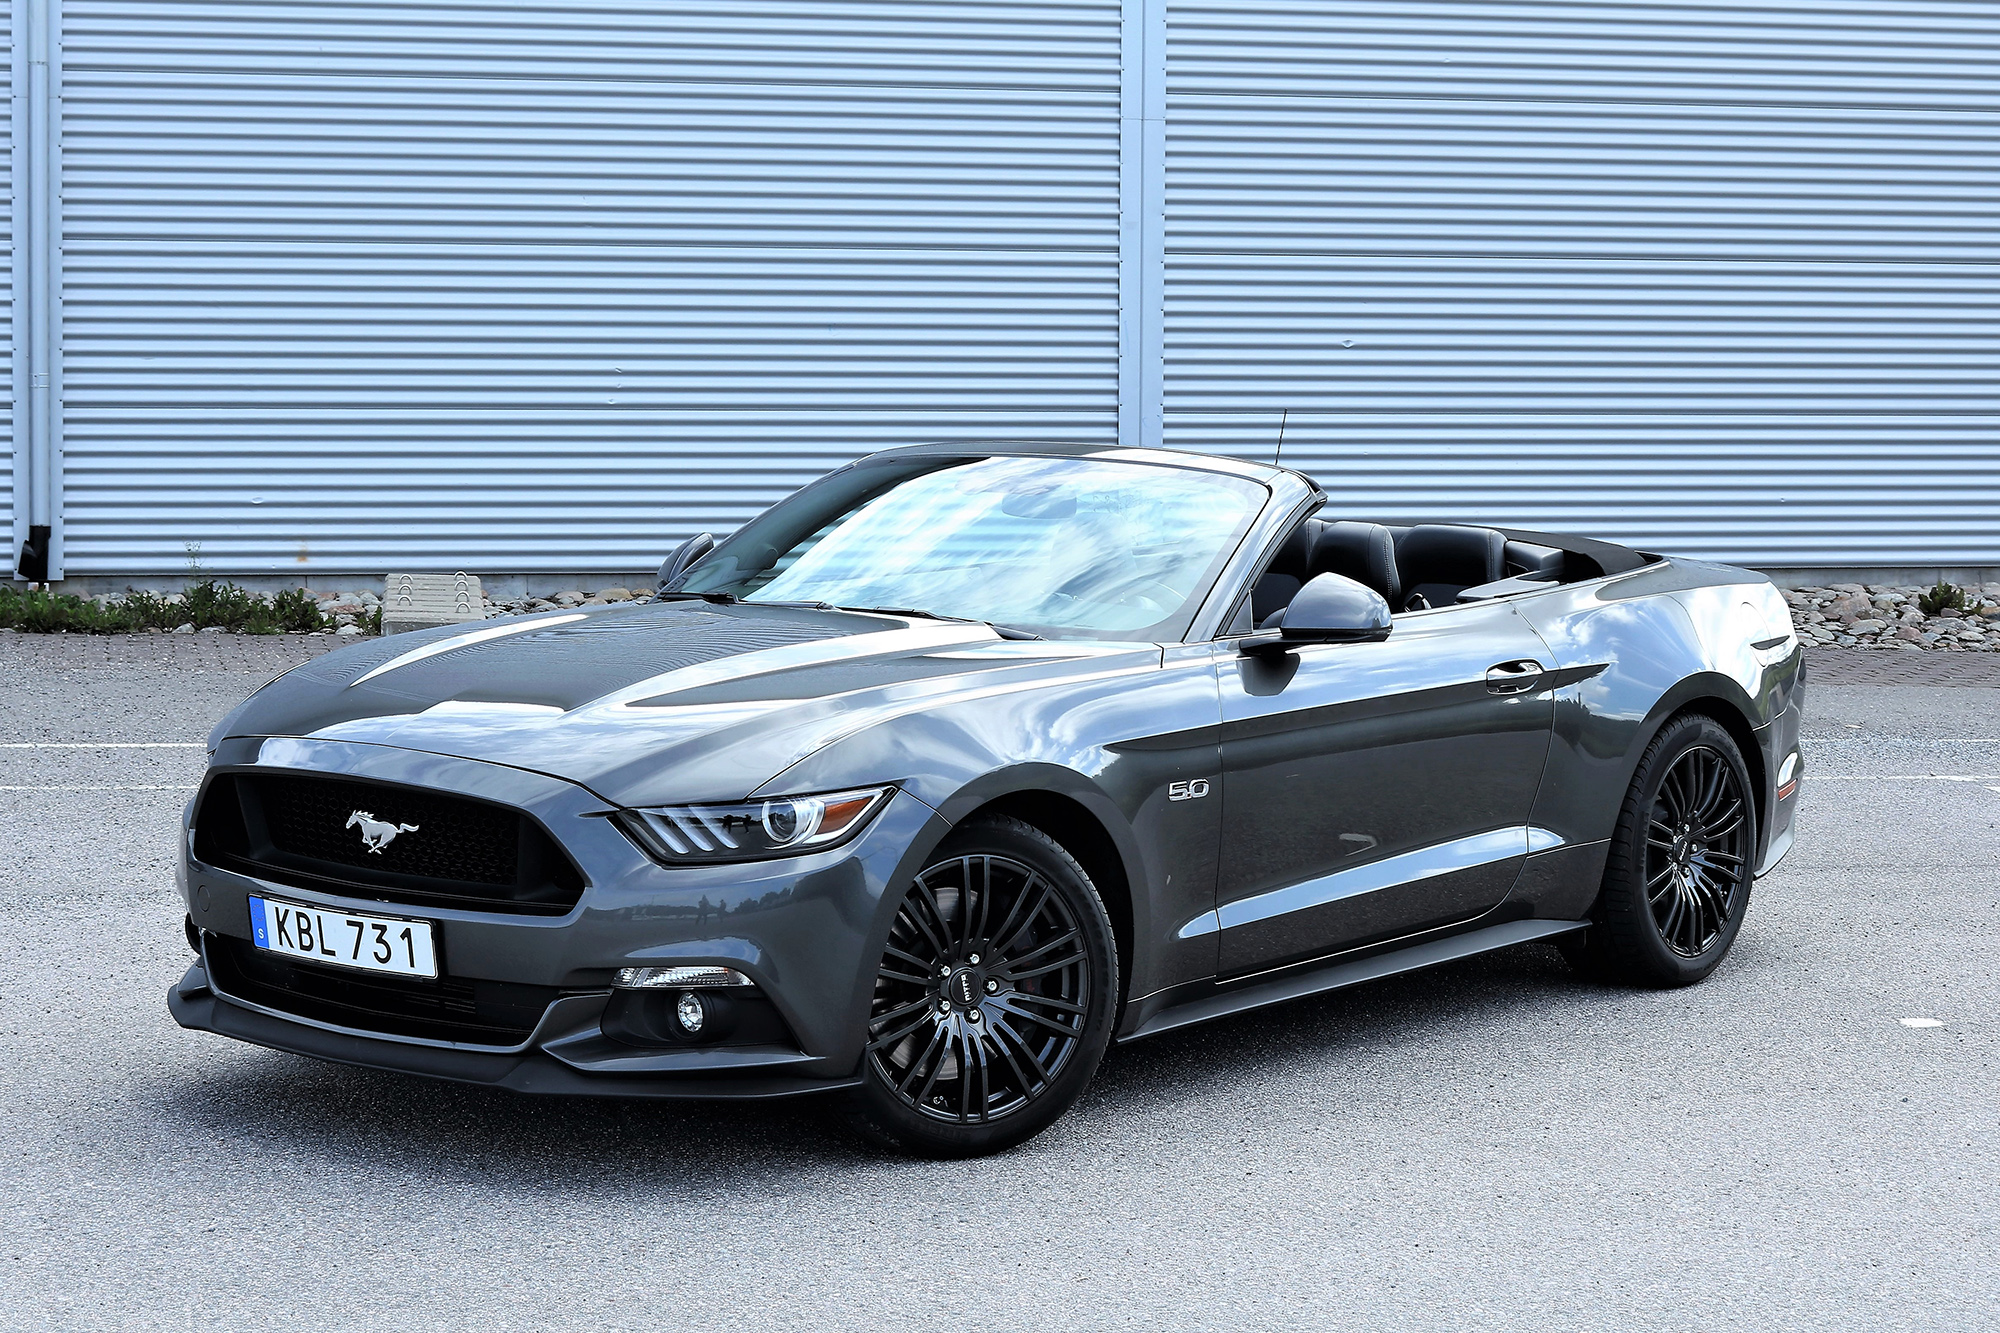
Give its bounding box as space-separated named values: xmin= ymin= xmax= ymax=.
xmin=20 ymin=1 xmax=2000 ymax=575
xmin=1162 ymin=1 xmax=2000 ymax=566
xmin=56 ymin=1 xmax=1123 ymax=574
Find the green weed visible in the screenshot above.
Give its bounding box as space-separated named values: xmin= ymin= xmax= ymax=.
xmin=0 ymin=580 xmax=335 ymax=635
xmin=1917 ymin=581 xmax=1984 ymax=617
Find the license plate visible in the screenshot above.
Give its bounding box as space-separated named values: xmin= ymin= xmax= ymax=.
xmin=248 ymin=895 xmax=438 ymax=980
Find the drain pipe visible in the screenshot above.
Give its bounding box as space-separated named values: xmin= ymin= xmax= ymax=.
xmin=13 ymin=0 xmax=58 ymax=582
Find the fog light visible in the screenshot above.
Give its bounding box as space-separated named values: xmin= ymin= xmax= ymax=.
xmin=615 ymin=965 xmax=751 ymax=989
xmin=1776 ymin=750 xmax=1800 ymax=800
xmin=675 ymin=990 xmax=708 ymax=1036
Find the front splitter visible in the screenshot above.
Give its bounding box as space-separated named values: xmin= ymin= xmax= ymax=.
xmin=168 ymin=963 xmax=858 ymax=1102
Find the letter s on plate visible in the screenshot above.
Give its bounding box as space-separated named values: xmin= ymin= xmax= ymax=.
xmin=1167 ymin=779 xmax=1211 ymax=802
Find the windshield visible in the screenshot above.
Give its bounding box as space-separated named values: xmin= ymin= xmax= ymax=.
xmin=675 ymin=454 xmax=1268 ymax=640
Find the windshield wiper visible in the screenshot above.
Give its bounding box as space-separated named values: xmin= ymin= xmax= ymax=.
xmin=657 ymin=591 xmax=836 ymax=611
xmin=666 ymin=593 xmax=1036 ymax=638
xmin=836 ymin=605 xmax=1042 ymax=640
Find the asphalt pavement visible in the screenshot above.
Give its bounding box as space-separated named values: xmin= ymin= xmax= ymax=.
xmin=1 ymin=637 xmax=1993 ymax=1331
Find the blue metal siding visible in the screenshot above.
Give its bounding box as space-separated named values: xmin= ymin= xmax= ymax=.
xmin=1164 ymin=1 xmax=2000 ymax=566
xmin=30 ymin=1 xmax=2000 ymax=574
xmin=1166 ymin=1 xmax=2000 ymax=107
xmin=56 ymin=2 xmax=1123 ymax=573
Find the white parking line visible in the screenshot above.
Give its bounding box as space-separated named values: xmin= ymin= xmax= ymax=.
xmin=0 ymin=784 xmax=199 ymax=792
xmin=1812 ymin=775 xmax=2000 ymax=781
xmin=0 ymin=742 xmax=205 ymax=749
xmin=1810 ymin=737 xmax=2000 ymax=743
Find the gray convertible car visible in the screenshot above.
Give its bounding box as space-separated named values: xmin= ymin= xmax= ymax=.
xmin=170 ymin=442 xmax=1804 ymax=1155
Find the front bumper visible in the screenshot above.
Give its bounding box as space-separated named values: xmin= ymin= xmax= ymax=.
xmin=173 ymin=736 xmax=947 ymax=1096
xmin=168 ymin=960 xmax=853 ymax=1099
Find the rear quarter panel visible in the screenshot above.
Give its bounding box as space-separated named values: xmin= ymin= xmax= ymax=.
xmin=1509 ymin=558 xmax=1801 ymax=917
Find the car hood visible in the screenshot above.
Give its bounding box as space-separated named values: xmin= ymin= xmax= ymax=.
xmin=216 ymin=601 xmax=1157 ymax=806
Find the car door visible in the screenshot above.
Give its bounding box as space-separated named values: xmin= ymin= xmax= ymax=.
xmin=1213 ymin=598 xmax=1556 ymax=975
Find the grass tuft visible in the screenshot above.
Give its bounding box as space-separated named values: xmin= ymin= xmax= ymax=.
xmin=0 ymin=580 xmax=336 ymax=635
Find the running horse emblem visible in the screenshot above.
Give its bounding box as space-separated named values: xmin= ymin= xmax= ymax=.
xmin=346 ymin=809 xmax=419 ymax=854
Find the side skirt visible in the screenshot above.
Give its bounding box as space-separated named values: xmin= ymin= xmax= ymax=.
xmin=1117 ymin=918 xmax=1589 ymax=1044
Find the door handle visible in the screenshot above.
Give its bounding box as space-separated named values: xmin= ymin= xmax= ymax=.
xmin=1485 ymin=660 xmax=1545 ymax=694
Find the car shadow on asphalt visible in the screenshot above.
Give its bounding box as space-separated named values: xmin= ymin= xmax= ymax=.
xmin=155 ymin=942 xmax=1641 ymax=1185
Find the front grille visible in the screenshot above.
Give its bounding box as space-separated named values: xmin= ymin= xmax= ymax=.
xmin=194 ymin=772 xmax=584 ymax=915
xmin=259 ymin=773 xmax=519 ymax=885
xmin=206 ymin=933 xmax=559 ymax=1046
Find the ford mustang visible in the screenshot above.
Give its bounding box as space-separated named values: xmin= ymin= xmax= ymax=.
xmin=169 ymin=442 xmax=1804 ymax=1155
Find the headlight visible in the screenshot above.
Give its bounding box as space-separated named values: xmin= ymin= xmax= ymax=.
xmin=613 ymin=786 xmax=892 ymax=864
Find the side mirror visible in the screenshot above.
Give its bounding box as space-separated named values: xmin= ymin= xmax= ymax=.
xmin=656 ymin=532 xmax=715 ymax=592
xmin=1239 ymin=572 xmax=1392 ymax=654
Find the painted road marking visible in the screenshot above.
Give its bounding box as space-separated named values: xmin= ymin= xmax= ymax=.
xmin=0 ymin=784 xmax=200 ymax=792
xmin=1812 ymin=775 xmax=2000 ymax=781
xmin=0 ymin=742 xmax=205 ymax=749
xmin=1811 ymin=737 xmax=2000 ymax=743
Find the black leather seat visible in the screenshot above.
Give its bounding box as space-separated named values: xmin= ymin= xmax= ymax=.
xmin=1394 ymin=524 xmax=1506 ymax=610
xmin=1250 ymin=521 xmax=1315 ymax=627
xmin=1312 ymin=521 xmax=1402 ymax=610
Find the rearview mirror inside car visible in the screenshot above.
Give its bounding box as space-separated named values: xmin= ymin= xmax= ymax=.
xmin=1239 ymin=572 xmax=1392 ymax=654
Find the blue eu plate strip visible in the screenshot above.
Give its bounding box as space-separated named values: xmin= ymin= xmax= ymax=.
xmin=248 ymin=895 xmax=269 ymax=948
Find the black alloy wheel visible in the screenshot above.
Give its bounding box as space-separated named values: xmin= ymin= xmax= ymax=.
xmin=1565 ymin=713 xmax=1756 ymax=987
xmin=841 ymin=815 xmax=1117 ymax=1156
xmin=1644 ymin=744 xmax=1751 ymax=957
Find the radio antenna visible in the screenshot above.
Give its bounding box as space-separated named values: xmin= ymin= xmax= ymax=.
xmin=1274 ymin=408 xmax=1289 ymax=467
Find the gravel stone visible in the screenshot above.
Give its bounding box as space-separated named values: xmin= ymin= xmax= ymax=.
xmin=1779 ymin=583 xmax=1994 ymax=654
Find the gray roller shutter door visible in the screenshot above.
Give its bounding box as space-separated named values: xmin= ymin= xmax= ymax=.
xmin=1163 ymin=1 xmax=2000 ymax=567
xmin=57 ymin=2 xmax=1122 ymax=575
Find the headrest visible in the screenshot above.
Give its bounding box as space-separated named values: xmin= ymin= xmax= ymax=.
xmin=1314 ymin=521 xmax=1401 ymax=607
xmin=1266 ymin=521 xmax=1315 ymax=579
xmin=1395 ymin=524 xmax=1506 ymax=585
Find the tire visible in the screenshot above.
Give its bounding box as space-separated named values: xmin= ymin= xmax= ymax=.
xmin=838 ymin=815 xmax=1118 ymax=1157
xmin=1563 ymin=713 xmax=1756 ymax=987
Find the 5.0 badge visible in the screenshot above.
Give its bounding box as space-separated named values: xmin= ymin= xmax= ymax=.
xmin=1167 ymin=779 xmax=1211 ymax=802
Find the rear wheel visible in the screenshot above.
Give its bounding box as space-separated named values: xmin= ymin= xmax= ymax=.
xmin=1564 ymin=713 xmax=1756 ymax=987
xmin=839 ymin=815 xmax=1117 ymax=1157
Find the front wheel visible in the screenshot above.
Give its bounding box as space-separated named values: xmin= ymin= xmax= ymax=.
xmin=1564 ymin=713 xmax=1756 ymax=987
xmin=839 ymin=815 xmax=1118 ymax=1157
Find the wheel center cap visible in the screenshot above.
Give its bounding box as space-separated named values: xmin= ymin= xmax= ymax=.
xmin=946 ymin=967 xmax=981 ymax=1010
